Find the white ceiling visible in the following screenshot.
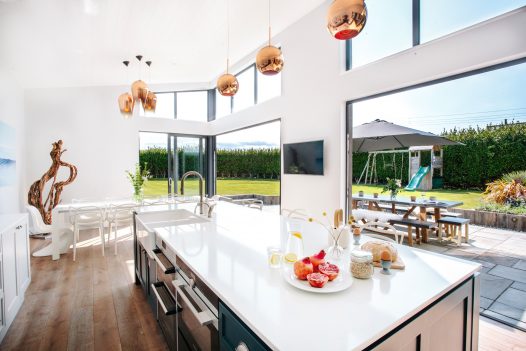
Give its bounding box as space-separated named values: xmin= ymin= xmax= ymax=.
xmin=0 ymin=0 xmax=326 ymax=89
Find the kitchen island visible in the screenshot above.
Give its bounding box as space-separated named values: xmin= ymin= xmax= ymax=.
xmin=134 ymin=201 xmax=480 ymax=351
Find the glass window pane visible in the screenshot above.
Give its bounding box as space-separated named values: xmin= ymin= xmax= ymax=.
xmin=215 ymin=89 xmax=232 ymax=118
xmin=421 ymin=1 xmax=526 ymax=43
xmin=257 ymin=71 xmax=281 ymax=103
xmin=350 ymin=0 xmax=412 ymax=68
xmin=176 ymin=91 xmax=208 ymax=121
xmin=142 ymin=92 xmax=174 ymax=118
xmin=353 ymin=62 xmax=526 ymax=135
xmin=233 ymin=66 xmax=255 ymax=113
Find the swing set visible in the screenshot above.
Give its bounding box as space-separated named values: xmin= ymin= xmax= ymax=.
xmin=357 ymin=150 xmax=409 ymax=185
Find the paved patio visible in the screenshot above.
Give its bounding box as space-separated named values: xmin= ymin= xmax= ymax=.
xmin=417 ymin=225 xmax=526 ymax=331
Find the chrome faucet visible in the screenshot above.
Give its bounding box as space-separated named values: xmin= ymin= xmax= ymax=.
xmin=180 ymin=171 xmax=205 ymax=215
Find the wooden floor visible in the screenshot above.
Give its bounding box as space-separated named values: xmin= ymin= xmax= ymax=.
xmin=0 ymin=229 xmax=168 ymax=351
xmin=1 ymin=229 xmax=525 ymax=351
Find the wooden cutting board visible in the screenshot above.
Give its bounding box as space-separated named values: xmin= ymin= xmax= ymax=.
xmin=373 ymin=255 xmax=405 ymax=270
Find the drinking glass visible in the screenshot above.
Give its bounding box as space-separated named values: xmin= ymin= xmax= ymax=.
xmin=267 ymin=247 xmax=282 ymax=268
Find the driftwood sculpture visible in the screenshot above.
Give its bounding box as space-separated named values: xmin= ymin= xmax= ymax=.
xmin=28 ymin=140 xmax=78 ymax=225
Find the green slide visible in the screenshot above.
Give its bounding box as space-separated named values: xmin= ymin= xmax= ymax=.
xmin=405 ymin=166 xmax=430 ymax=191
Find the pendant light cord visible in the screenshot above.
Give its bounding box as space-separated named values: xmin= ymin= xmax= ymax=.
xmin=268 ymin=0 xmax=271 ymax=46
xmin=226 ymin=0 xmax=230 ymax=73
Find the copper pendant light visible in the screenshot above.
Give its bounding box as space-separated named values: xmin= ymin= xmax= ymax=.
xmin=217 ymin=0 xmax=239 ymax=97
xmin=131 ymin=80 xmax=148 ymax=102
xmin=256 ymin=0 xmax=283 ymax=75
xmin=327 ymin=0 xmax=367 ymax=40
xmin=142 ymin=61 xmax=157 ymax=113
xmin=118 ymin=61 xmax=135 ymax=118
xmin=131 ymin=55 xmax=148 ymax=102
xmin=118 ymin=92 xmax=135 ymax=118
xmin=217 ymin=70 xmax=239 ymax=97
xmin=143 ymin=91 xmax=157 ymax=112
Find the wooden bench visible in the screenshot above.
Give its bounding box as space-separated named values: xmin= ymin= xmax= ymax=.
xmin=437 ymin=217 xmax=470 ymax=246
xmin=425 ymin=208 xmax=462 ymax=219
xmin=388 ymin=218 xmax=437 ymax=246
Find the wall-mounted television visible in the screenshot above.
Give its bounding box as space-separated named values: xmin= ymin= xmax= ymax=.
xmin=283 ymin=140 xmax=324 ymax=175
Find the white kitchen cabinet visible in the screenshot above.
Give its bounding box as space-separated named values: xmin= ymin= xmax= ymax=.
xmin=0 ymin=214 xmax=31 ymax=343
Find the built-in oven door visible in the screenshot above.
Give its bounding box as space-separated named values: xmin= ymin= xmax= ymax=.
xmin=173 ymin=271 xmax=219 ymax=351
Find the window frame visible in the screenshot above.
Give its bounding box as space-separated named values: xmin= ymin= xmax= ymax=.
xmin=345 ymin=1 xmax=524 ymax=71
xmin=345 ymin=57 xmax=526 ymax=215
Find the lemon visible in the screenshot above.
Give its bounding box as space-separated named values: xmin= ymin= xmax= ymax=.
xmin=291 ymin=231 xmax=303 ymax=240
xmin=284 ymin=253 xmax=298 ymax=263
xmin=269 ymin=253 xmax=281 ymax=266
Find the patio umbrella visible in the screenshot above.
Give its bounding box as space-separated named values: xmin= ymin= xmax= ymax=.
xmin=352 ymin=119 xmax=462 ymax=153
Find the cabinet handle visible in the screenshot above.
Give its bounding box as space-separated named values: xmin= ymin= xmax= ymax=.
xmin=173 ymin=278 xmax=216 ymax=327
xmin=236 ymin=342 xmax=249 ymax=351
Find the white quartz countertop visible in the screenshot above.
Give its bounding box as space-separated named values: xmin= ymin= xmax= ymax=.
xmin=137 ymin=202 xmax=480 ymax=351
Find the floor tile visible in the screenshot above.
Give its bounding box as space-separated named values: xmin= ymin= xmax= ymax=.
xmin=493 ymin=238 xmax=526 ymax=257
xmin=488 ymin=265 xmax=526 ymax=284
xmin=479 ymin=273 xmax=513 ymax=300
xmin=489 ymin=301 xmax=526 ymax=323
xmin=442 ymin=248 xmax=478 ymax=260
xmin=511 ymin=281 xmax=526 ymax=292
xmin=481 ymin=310 xmax=526 ymax=332
xmin=513 ymin=260 xmax=526 ymax=271
xmin=476 ymin=251 xmax=520 ymax=267
xmin=472 ymin=258 xmax=496 ymax=269
xmin=465 ymin=236 xmax=504 ymax=250
xmin=495 ymin=288 xmax=526 ymax=310
xmin=473 ymin=229 xmax=514 ymax=241
xmin=480 ymin=296 xmax=493 ymax=309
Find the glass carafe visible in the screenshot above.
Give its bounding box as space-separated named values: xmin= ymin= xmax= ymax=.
xmin=284 ymin=218 xmax=304 ymax=264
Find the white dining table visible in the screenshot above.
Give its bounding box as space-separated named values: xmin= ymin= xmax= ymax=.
xmin=32 ymin=197 xmax=185 ymax=260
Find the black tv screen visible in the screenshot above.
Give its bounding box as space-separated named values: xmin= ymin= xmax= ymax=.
xmin=283 ymin=140 xmax=324 ymax=175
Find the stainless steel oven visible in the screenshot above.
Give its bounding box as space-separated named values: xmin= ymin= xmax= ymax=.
xmin=155 ymin=237 xmax=219 ymax=351
xmin=173 ymin=268 xmax=219 ymax=351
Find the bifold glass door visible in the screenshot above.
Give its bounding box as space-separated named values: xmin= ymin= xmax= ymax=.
xmin=139 ymin=132 xmax=207 ymax=198
xmin=168 ymin=135 xmax=207 ymax=197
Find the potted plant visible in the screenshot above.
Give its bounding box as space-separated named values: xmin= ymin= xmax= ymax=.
xmin=382 ymin=178 xmax=402 ymax=200
xmin=126 ymin=163 xmax=150 ymax=202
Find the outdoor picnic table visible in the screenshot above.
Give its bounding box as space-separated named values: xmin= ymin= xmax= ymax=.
xmin=351 ymin=194 xmax=463 ymax=243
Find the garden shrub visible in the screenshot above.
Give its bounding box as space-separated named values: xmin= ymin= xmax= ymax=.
xmin=140 ymin=147 xmax=281 ymax=179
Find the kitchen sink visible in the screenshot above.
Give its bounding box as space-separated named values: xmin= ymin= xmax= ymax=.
xmin=137 ymin=209 xmax=209 ymax=229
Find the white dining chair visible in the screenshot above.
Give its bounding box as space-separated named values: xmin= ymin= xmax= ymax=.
xmin=281 ymin=208 xmax=311 ymax=220
xmin=70 ymin=206 xmax=105 ymax=260
xmin=106 ymin=203 xmax=137 ymax=255
xmin=26 ymin=204 xmax=52 ymax=237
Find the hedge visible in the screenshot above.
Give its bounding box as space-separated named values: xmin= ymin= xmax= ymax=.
xmin=139 ymin=147 xmax=281 ymax=179
xmin=352 ymin=122 xmax=526 ymax=189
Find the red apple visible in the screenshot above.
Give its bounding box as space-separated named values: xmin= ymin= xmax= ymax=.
xmin=309 ymin=250 xmax=326 ymax=272
xmin=294 ymin=257 xmax=314 ymax=280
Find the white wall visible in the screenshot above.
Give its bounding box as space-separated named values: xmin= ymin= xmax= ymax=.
xmin=24 ymin=83 xmax=212 ymax=203
xmin=22 ymin=4 xmax=526 ymax=215
xmin=0 ymin=72 xmax=26 ymax=214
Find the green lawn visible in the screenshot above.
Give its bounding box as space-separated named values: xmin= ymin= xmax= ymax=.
xmin=144 ymin=179 xmax=482 ymax=209
xmin=144 ymin=178 xmax=280 ymax=197
xmin=352 ymin=184 xmax=483 ymax=209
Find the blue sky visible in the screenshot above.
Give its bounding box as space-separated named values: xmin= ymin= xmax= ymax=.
xmin=354 ymin=61 xmax=526 ymax=134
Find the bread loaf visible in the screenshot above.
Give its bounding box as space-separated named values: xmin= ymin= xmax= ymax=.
xmin=361 ymin=241 xmax=398 ymax=262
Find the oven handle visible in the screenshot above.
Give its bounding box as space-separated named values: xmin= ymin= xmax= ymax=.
xmin=173 ymin=278 xmax=217 ymax=327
